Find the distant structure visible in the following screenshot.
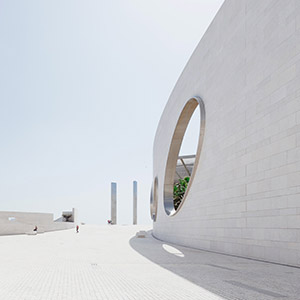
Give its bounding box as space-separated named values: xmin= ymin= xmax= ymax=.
xmin=60 ymin=208 xmax=77 ymax=224
xmin=0 ymin=208 xmax=76 ymax=235
xmin=111 ymin=182 xmax=117 ymax=224
xmin=133 ymin=181 xmax=137 ymax=225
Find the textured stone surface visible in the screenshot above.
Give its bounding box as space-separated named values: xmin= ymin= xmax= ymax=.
xmin=1 ymin=225 xmax=300 ymax=300
xmin=153 ymin=0 xmax=300 ymax=267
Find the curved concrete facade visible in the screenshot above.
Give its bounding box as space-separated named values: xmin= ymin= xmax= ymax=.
xmin=152 ymin=0 xmax=300 ymax=267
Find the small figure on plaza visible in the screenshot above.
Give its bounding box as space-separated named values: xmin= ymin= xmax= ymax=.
xmin=76 ymin=225 xmax=79 ymax=233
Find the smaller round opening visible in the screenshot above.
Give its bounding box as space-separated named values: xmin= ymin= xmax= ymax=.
xmin=150 ymin=177 xmax=158 ymax=221
xmin=163 ymin=97 xmax=205 ymax=216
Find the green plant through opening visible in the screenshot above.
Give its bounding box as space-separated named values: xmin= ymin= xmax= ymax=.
xmin=173 ymin=176 xmax=190 ymax=210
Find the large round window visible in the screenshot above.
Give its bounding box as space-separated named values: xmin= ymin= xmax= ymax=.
xmin=163 ymin=97 xmax=205 ymax=216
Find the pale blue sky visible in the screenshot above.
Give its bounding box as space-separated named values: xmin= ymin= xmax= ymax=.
xmin=0 ymin=0 xmax=224 ymax=224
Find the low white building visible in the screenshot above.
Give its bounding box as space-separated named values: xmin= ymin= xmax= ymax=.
xmin=0 ymin=208 xmax=77 ymax=235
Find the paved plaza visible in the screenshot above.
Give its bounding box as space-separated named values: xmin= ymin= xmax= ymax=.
xmin=0 ymin=225 xmax=300 ymax=300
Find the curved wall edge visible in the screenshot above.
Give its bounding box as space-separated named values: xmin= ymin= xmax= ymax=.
xmin=152 ymin=0 xmax=300 ymax=267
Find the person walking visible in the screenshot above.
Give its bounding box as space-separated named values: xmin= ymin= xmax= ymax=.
xmin=76 ymin=225 xmax=79 ymax=233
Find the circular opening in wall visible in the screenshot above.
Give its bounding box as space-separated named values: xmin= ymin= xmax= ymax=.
xmin=150 ymin=177 xmax=158 ymax=221
xmin=164 ymin=97 xmax=205 ymax=216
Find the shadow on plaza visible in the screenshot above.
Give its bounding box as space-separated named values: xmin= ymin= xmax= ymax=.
xmin=129 ymin=230 xmax=298 ymax=300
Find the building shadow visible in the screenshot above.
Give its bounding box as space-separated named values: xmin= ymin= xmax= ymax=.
xmin=129 ymin=230 xmax=299 ymax=300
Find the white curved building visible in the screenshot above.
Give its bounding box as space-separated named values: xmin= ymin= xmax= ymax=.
xmin=152 ymin=0 xmax=300 ymax=267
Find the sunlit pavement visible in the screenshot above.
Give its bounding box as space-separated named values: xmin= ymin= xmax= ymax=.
xmin=0 ymin=225 xmax=299 ymax=300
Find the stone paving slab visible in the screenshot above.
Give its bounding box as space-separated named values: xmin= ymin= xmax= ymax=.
xmin=0 ymin=225 xmax=299 ymax=300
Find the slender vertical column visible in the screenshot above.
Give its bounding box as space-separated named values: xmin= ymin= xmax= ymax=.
xmin=72 ymin=208 xmax=78 ymax=224
xmin=133 ymin=181 xmax=137 ymax=225
xmin=111 ymin=182 xmax=117 ymax=225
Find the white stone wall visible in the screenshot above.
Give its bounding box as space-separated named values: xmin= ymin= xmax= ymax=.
xmin=153 ymin=0 xmax=300 ymax=267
